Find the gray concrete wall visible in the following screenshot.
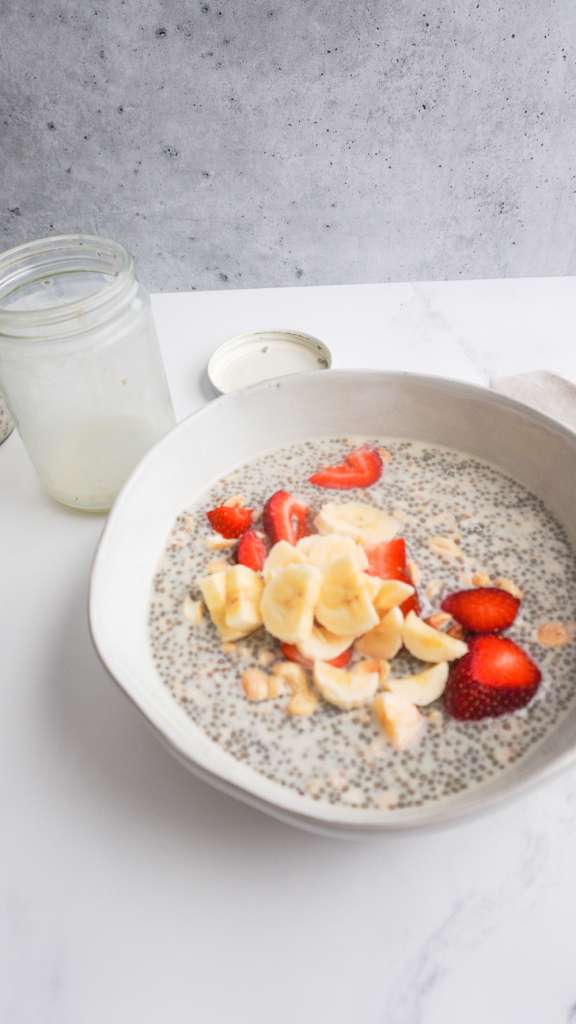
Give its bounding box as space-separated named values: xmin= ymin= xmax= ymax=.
xmin=2 ymin=0 xmax=575 ymax=292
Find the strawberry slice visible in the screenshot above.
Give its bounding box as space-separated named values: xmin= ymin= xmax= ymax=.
xmin=236 ymin=529 xmax=268 ymax=572
xmin=365 ymin=538 xmax=420 ymax=615
xmin=441 ymin=587 xmax=520 ymax=633
xmin=444 ymin=635 xmax=541 ymax=720
xmin=280 ymin=642 xmax=353 ymax=670
xmin=263 ymin=490 xmax=310 ymax=545
xmin=207 ymin=504 xmax=253 ymax=539
xmin=309 ymin=447 xmax=383 ymax=489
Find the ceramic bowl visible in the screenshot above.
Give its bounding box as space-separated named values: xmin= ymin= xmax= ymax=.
xmin=90 ymin=371 xmax=576 ymax=836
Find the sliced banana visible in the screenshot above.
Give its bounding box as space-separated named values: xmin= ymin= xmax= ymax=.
xmin=297 ymin=533 xmax=368 ymax=571
xmin=297 ymin=623 xmax=354 ymax=661
xmin=356 ymin=606 xmax=404 ymax=660
xmin=373 ymin=692 xmax=426 ymax=750
xmin=314 ymin=661 xmax=379 ymax=710
xmin=263 ymin=540 xmax=306 ymax=582
xmin=373 ymin=579 xmax=414 ymax=616
xmin=261 ymin=564 xmax=322 ymax=644
xmin=224 ymin=564 xmax=264 ymax=633
xmin=363 ymin=574 xmax=384 ymax=602
xmin=199 ymin=571 xmax=246 ymax=642
xmin=316 ymin=557 xmax=379 ymax=637
xmin=383 ymin=662 xmax=448 ymax=706
xmin=402 ymin=610 xmax=468 ymax=663
xmin=315 ymin=502 xmax=400 ymax=547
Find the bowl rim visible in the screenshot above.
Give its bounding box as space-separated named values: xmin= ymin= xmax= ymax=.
xmin=89 ymin=369 xmax=576 ymax=834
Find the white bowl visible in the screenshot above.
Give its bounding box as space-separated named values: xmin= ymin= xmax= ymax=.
xmin=90 ymin=371 xmax=576 ymax=836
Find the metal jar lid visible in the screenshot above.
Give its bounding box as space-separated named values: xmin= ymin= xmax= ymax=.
xmin=207 ymin=329 xmax=332 ymax=395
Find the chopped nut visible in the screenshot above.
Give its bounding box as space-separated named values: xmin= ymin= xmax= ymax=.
xmin=429 ymin=535 xmax=465 ymax=561
xmin=287 ymin=690 xmax=318 ymax=716
xmin=375 ymin=789 xmax=398 ymax=810
xmin=353 ymin=658 xmax=381 ymax=676
xmin=447 ymin=623 xmax=466 ymax=641
xmin=378 ymin=447 xmax=393 ymax=462
xmin=272 ymin=661 xmax=308 ymax=693
xmin=425 ymin=611 xmax=452 ymax=630
xmin=329 ymin=772 xmax=347 ymax=792
xmin=494 ymin=576 xmax=523 ymax=599
xmin=459 ymin=573 xmax=473 ymax=587
xmin=472 ymin=571 xmax=492 ymax=587
xmin=536 ymin=622 xmax=573 ymax=647
xmin=179 ymin=513 xmax=196 ymax=531
xmin=221 ymin=642 xmax=238 ymax=656
xmin=393 ymin=508 xmax=408 ymax=523
xmin=427 ymin=708 xmax=444 ymax=728
xmin=223 ymin=493 xmax=246 ymax=508
xmin=378 ymin=660 xmax=391 ymax=688
xmin=305 ymin=777 xmax=323 ymax=797
xmin=206 ymin=559 xmax=230 ymax=574
xmin=169 ymin=531 xmax=190 ymax=549
xmin=242 ymin=668 xmax=270 ymax=701
xmin=257 ymin=649 xmax=276 ymax=668
xmin=205 ymin=535 xmax=237 ymax=551
xmin=407 ymin=560 xmax=422 ymax=586
xmin=425 ymin=579 xmax=442 ymax=600
xmin=268 ymin=675 xmax=286 ymax=699
xmin=182 ymin=596 xmax=204 ymax=625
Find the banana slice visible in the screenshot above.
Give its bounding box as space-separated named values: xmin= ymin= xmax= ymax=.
xmin=261 ymin=564 xmax=322 ymax=644
xmin=224 ymin=564 xmax=264 ymax=633
xmin=316 ymin=557 xmax=380 ymax=637
xmin=383 ymin=662 xmax=448 ymax=706
xmin=373 ymin=692 xmax=426 ymax=749
xmin=315 ymin=502 xmax=400 ymax=546
xmin=314 ymin=661 xmax=379 ymax=710
xmin=297 ymin=533 xmax=368 ymax=571
xmin=297 ymin=623 xmax=355 ymax=661
xmin=263 ymin=540 xmax=306 ymax=582
xmin=356 ymin=606 xmax=404 ymax=660
xmin=402 ymin=610 xmax=468 ymax=663
xmin=373 ymin=579 xmax=414 ymax=616
xmin=364 ymin=574 xmax=384 ymax=602
xmin=199 ymin=571 xmax=246 ymax=642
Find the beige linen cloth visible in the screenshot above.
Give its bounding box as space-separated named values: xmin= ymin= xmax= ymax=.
xmin=491 ymin=371 xmax=576 ymax=433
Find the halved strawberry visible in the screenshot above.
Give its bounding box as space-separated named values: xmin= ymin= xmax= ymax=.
xmin=263 ymin=490 xmax=310 ymax=545
xmin=365 ymin=538 xmax=420 ymax=615
xmin=444 ymin=635 xmax=541 ymax=720
xmin=309 ymin=447 xmax=383 ymax=489
xmin=280 ymin=642 xmax=353 ymax=670
xmin=236 ymin=529 xmax=268 ymax=572
xmin=207 ymin=504 xmax=253 ymax=539
xmin=441 ymin=587 xmax=520 ymax=633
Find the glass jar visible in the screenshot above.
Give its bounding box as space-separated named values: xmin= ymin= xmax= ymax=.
xmin=0 ymin=235 xmax=175 ymax=509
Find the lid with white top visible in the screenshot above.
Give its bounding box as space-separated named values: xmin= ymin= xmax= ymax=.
xmin=207 ymin=329 xmax=332 ymax=395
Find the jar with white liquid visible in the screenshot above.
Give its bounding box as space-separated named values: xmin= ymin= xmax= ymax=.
xmin=0 ymin=235 xmax=175 ymax=509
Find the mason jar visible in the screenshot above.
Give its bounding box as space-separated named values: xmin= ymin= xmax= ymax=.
xmin=0 ymin=235 xmax=175 ymax=510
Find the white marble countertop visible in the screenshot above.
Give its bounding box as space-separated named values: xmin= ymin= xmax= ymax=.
xmin=3 ymin=278 xmax=576 ymax=1024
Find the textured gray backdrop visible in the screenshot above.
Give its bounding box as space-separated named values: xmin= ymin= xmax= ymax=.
xmin=2 ymin=0 xmax=575 ymax=292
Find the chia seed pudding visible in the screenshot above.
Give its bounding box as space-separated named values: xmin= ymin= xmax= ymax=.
xmin=149 ymin=437 xmax=576 ymax=812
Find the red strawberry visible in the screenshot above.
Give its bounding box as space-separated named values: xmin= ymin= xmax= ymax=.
xmin=236 ymin=530 xmax=268 ymax=572
xmin=366 ymin=538 xmax=407 ymax=578
xmin=444 ymin=635 xmax=541 ymax=720
xmin=309 ymin=447 xmax=383 ymax=489
xmin=365 ymin=538 xmax=420 ymax=615
xmin=441 ymin=587 xmax=520 ymax=633
xmin=280 ymin=642 xmax=353 ymax=670
xmin=263 ymin=490 xmax=310 ymax=545
xmin=207 ymin=504 xmax=253 ymax=539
